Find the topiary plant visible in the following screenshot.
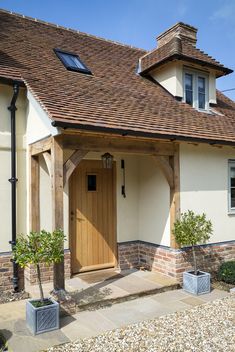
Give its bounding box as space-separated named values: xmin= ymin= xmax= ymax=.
xmin=218 ymin=261 xmax=235 ymax=285
xmin=173 ymin=210 xmax=213 ymax=275
xmin=13 ymin=229 xmax=65 ymax=303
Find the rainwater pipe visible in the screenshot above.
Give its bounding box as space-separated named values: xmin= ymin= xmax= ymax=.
xmin=8 ymin=82 xmax=19 ymax=292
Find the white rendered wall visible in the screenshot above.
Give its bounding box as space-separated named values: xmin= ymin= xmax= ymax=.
xmin=151 ymin=62 xmax=183 ymax=97
xmin=26 ymin=90 xmax=59 ymax=144
xmin=0 ymin=84 xmax=27 ymax=252
xmin=138 ymin=156 xmax=170 ymax=246
xmin=180 ymin=143 xmax=235 ymax=243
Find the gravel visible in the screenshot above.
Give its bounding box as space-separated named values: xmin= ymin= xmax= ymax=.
xmin=0 ymin=290 xmax=29 ymax=304
xmin=47 ymin=295 xmax=235 ymax=352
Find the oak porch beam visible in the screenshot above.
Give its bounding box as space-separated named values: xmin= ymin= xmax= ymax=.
xmin=30 ymin=136 xmax=52 ymax=156
xmin=153 ymin=155 xmax=174 ymax=188
xmin=62 ymin=135 xmax=174 ymax=156
xmin=42 ymin=151 xmax=52 ymax=176
xmin=51 ymin=137 xmax=65 ymax=290
xmin=63 ymin=149 xmax=88 ymax=186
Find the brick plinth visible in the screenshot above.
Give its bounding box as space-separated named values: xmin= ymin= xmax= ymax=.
xmin=118 ymin=242 xmax=139 ymax=269
xmin=0 ymin=253 xmax=24 ymax=292
xmin=118 ymin=240 xmax=235 ymax=282
xmin=24 ymin=250 xmax=71 ymax=286
xmin=0 ymin=250 xmax=71 ymax=292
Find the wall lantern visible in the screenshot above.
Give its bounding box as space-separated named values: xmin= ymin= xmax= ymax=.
xmin=101 ymin=152 xmax=113 ymax=169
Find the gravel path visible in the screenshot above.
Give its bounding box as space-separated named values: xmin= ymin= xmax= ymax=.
xmin=47 ymin=295 xmax=235 ymax=352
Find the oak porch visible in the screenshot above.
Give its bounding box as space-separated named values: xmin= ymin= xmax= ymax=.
xmin=29 ymin=132 xmax=180 ymax=289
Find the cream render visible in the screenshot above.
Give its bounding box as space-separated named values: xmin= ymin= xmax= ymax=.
xmin=180 ymin=143 xmax=235 ymax=243
xmin=0 ymin=84 xmax=27 ymax=252
xmin=151 ymin=62 xmax=217 ymax=104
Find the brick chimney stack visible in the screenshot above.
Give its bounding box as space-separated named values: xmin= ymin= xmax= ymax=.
xmin=157 ymin=22 xmax=198 ymax=47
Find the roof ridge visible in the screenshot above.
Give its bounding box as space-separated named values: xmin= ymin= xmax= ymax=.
xmin=0 ymin=8 xmax=145 ymax=52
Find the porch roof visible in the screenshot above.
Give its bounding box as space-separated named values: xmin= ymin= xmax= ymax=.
xmin=0 ymin=10 xmax=235 ymax=145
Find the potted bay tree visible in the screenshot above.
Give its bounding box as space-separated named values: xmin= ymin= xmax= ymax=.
xmin=173 ymin=210 xmax=213 ymax=295
xmin=13 ymin=229 xmax=65 ymax=335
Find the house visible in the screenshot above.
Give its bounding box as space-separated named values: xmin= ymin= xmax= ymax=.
xmin=0 ymin=9 xmax=234 ymax=293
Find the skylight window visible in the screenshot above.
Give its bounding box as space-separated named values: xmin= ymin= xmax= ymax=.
xmin=54 ymin=49 xmax=91 ymax=74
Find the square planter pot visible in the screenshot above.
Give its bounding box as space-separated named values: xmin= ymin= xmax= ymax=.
xmin=26 ymin=298 xmax=59 ymax=335
xmin=183 ymin=270 xmax=211 ymax=295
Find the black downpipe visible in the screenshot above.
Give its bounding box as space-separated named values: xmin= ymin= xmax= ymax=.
xmin=8 ymin=83 xmax=19 ymax=292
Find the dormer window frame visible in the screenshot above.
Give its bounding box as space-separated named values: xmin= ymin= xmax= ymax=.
xmin=183 ymin=67 xmax=209 ymax=112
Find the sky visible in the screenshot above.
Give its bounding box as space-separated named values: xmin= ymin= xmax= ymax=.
xmin=0 ymin=0 xmax=234 ymax=100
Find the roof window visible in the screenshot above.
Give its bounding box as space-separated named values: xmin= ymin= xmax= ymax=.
xmin=54 ymin=49 xmax=91 ymax=74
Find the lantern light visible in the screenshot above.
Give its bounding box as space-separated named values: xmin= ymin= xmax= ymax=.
xmin=101 ymin=153 xmax=113 ymax=169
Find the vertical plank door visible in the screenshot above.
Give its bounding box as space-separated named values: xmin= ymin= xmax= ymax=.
xmin=70 ymin=160 xmax=116 ymax=273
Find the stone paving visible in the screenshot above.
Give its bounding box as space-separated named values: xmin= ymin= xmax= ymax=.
xmin=27 ymin=269 xmax=178 ymax=309
xmin=0 ymin=288 xmax=229 ymax=352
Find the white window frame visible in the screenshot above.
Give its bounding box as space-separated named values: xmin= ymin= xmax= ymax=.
xmin=228 ymin=160 xmax=235 ymax=214
xmin=183 ymin=68 xmax=209 ymax=111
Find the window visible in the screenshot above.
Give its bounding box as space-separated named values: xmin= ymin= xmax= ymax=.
xmin=185 ymin=73 xmax=193 ymax=106
xmin=87 ymin=174 xmax=97 ymax=192
xmin=184 ymin=70 xmax=208 ymax=110
xmin=54 ymin=49 xmax=92 ymax=74
xmin=229 ymin=161 xmax=235 ymax=213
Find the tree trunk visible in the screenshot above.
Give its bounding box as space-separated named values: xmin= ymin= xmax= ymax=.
xmin=36 ymin=264 xmax=44 ymax=302
xmin=192 ymin=245 xmax=197 ymax=275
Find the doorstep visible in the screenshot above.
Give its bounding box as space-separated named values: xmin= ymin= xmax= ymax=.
xmin=27 ymin=268 xmax=180 ymax=313
xmin=65 ymin=268 xmax=180 ymax=311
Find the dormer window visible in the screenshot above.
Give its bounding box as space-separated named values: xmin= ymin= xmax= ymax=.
xmin=184 ymin=70 xmax=208 ymax=110
xmin=54 ymin=49 xmax=92 ymax=74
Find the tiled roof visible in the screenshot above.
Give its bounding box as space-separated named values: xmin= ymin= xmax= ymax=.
xmin=0 ymin=10 xmax=235 ymax=144
xmin=140 ymin=37 xmax=233 ymax=77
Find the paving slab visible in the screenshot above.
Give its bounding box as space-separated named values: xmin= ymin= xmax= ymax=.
xmin=0 ymin=319 xmax=69 ymax=352
xmin=132 ymin=271 xmax=177 ymax=286
xmin=112 ymin=274 xmax=159 ymax=294
xmin=151 ymin=288 xmax=190 ymax=304
xmin=0 ymin=300 xmax=25 ymax=322
xmin=180 ymin=296 xmax=206 ymax=306
xmin=198 ymin=288 xmax=229 ymax=301
xmin=61 ymin=310 xmax=118 ymax=340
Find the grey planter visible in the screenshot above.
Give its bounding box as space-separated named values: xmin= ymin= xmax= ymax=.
xmin=183 ymin=270 xmax=211 ymax=295
xmin=26 ymin=298 xmax=59 ymax=335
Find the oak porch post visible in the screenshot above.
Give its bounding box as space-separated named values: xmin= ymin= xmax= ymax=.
xmin=29 ymin=149 xmax=40 ymax=232
xmin=51 ymin=137 xmax=65 ymax=290
xmin=170 ymin=144 xmax=180 ymax=249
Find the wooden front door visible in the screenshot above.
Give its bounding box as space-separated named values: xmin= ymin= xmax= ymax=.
xmin=70 ymin=160 xmax=116 ymax=274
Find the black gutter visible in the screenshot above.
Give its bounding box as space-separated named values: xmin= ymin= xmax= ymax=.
xmin=8 ymin=83 xmax=20 ymax=292
xmin=51 ymin=120 xmax=235 ymax=147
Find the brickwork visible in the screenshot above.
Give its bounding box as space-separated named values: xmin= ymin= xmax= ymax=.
xmin=0 ymin=253 xmax=24 ymax=292
xmin=0 ymin=250 xmax=71 ymax=292
xmin=118 ymin=242 xmax=139 ymax=270
xmin=118 ymin=240 xmax=235 ymax=282
xmin=24 ymin=250 xmax=71 ymax=285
